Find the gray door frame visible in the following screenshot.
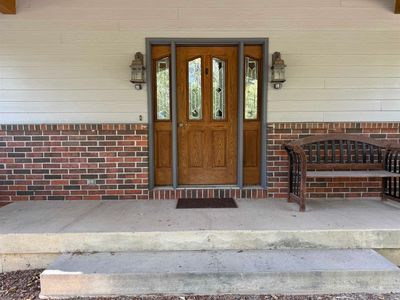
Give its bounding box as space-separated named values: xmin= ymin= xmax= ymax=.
xmin=146 ymin=38 xmax=269 ymax=189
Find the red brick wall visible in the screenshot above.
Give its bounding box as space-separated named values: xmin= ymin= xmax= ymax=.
xmin=0 ymin=124 xmax=149 ymax=201
xmin=1 ymin=122 xmax=399 ymax=202
xmin=267 ymin=122 xmax=400 ymax=199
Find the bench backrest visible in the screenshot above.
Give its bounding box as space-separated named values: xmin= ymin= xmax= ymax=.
xmin=287 ymin=134 xmax=389 ymax=171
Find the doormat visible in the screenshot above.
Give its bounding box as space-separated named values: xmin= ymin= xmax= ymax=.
xmin=176 ymin=198 xmax=238 ymax=209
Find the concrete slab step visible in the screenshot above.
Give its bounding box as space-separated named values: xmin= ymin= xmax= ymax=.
xmin=40 ymin=249 xmax=400 ymax=298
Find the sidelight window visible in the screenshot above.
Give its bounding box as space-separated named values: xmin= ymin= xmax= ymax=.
xmin=244 ymin=57 xmax=258 ymax=120
xmin=156 ymin=57 xmax=170 ymax=120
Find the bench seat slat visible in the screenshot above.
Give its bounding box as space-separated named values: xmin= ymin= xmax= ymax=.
xmin=307 ymin=170 xmax=400 ymax=178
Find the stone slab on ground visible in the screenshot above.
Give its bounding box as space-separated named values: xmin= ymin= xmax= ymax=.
xmin=2 ymin=269 xmax=400 ymax=300
xmin=40 ymin=249 xmax=400 ymax=298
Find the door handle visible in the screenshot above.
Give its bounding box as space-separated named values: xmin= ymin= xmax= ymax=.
xmin=178 ymin=122 xmax=186 ymax=128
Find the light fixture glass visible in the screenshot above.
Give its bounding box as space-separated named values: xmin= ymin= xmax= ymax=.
xmin=270 ymin=52 xmax=286 ymax=89
xmin=130 ymin=52 xmax=145 ymax=90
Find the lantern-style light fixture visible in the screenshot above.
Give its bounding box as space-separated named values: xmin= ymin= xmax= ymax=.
xmin=270 ymin=52 xmax=286 ymax=89
xmin=130 ymin=52 xmax=145 ymax=90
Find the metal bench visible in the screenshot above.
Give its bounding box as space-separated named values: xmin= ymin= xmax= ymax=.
xmin=283 ymin=134 xmax=400 ymax=212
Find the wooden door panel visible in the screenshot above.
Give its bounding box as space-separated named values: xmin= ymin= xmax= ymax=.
xmin=188 ymin=130 xmax=205 ymax=168
xmin=177 ymin=46 xmax=238 ymax=185
xmin=244 ymin=129 xmax=258 ymax=168
xmin=212 ymin=130 xmax=227 ymax=167
xmin=154 ymin=124 xmax=172 ymax=185
xmin=156 ymin=130 xmax=172 ymax=168
xmin=244 ymin=124 xmax=260 ymax=185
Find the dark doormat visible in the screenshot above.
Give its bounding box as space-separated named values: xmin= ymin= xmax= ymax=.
xmin=176 ymin=198 xmax=238 ymax=209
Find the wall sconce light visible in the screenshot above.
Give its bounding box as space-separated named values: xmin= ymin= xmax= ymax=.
xmin=130 ymin=52 xmax=145 ymax=90
xmin=270 ymin=52 xmax=286 ymax=89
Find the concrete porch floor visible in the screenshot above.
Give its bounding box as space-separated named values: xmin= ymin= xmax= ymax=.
xmin=1 ymin=198 xmax=400 ymax=272
xmin=3 ymin=198 xmax=400 ymax=233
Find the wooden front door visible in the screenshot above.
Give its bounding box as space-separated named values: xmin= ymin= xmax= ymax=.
xmin=177 ymin=46 xmax=238 ymax=185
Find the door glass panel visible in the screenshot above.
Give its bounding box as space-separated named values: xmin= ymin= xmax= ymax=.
xmin=212 ymin=58 xmax=226 ymax=120
xmin=188 ymin=58 xmax=202 ymax=120
xmin=245 ymin=57 xmax=258 ymax=120
xmin=156 ymin=57 xmax=170 ymax=120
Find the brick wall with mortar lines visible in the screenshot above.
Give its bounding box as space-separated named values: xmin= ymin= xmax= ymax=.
xmin=267 ymin=122 xmax=400 ymax=200
xmin=0 ymin=124 xmax=148 ymax=201
xmin=1 ymin=122 xmax=399 ymax=202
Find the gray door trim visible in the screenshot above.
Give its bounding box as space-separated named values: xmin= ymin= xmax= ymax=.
xmin=145 ymin=40 xmax=154 ymax=189
xmin=237 ymin=42 xmax=244 ymax=188
xmin=146 ymin=38 xmax=269 ymax=190
xmin=261 ymin=39 xmax=269 ymax=189
xmin=170 ymin=42 xmax=178 ymax=188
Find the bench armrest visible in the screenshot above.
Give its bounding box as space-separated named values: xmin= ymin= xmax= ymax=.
xmin=283 ymin=144 xmax=307 ymax=211
xmin=284 ymin=144 xmax=307 ymax=171
xmin=384 ymin=146 xmax=400 ymax=174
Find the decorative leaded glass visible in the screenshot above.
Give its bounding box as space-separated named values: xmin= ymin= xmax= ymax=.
xmin=188 ymin=58 xmax=202 ymax=120
xmin=245 ymin=57 xmax=258 ymax=120
xmin=156 ymin=57 xmax=170 ymax=120
xmin=212 ymin=58 xmax=226 ymax=120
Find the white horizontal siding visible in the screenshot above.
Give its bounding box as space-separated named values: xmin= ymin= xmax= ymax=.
xmin=283 ymin=55 xmax=400 ymax=66
xmin=286 ymin=66 xmax=400 ymax=78
xmin=0 ymin=102 xmax=146 ymax=113
xmin=0 ymin=55 xmax=131 ymax=67
xmin=269 ymin=112 xmax=324 ymax=122
xmin=268 ymin=100 xmax=381 ymax=112
xmin=0 ymin=0 xmax=399 ymax=124
xmin=119 ymin=19 xmax=400 ymax=31
xmin=17 ymin=0 xmax=343 ymax=9
xmin=0 ymin=90 xmax=139 ymax=102
xmin=382 ymin=100 xmax=400 ymax=111
xmin=0 ymin=112 xmax=146 ymax=123
xmin=1 ymin=79 xmax=132 ymax=90
xmin=268 ymin=89 xmax=400 ymax=100
xmin=325 ymin=78 xmax=400 ymax=89
xmin=177 ymin=8 xmax=395 ymax=21
xmin=0 ymin=67 xmax=127 ymax=79
xmin=323 ymin=111 xmax=400 ymax=122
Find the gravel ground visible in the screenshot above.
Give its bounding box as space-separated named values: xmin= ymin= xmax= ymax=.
xmin=1 ymin=269 xmax=41 ymax=300
xmin=1 ymin=269 xmax=400 ymax=300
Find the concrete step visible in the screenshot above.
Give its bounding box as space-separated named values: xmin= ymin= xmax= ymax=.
xmin=40 ymin=249 xmax=400 ymax=298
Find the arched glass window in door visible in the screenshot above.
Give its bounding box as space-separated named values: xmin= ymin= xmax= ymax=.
xmin=244 ymin=57 xmax=258 ymax=120
xmin=155 ymin=57 xmax=170 ymax=120
xmin=212 ymin=58 xmax=226 ymax=120
xmin=188 ymin=58 xmax=202 ymax=120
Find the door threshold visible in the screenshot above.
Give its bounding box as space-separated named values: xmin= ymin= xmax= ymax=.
xmin=153 ymin=185 xmax=264 ymax=190
xmin=178 ymin=185 xmax=239 ymax=189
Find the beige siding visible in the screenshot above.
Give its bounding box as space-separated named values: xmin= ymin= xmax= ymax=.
xmin=0 ymin=0 xmax=399 ymax=124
